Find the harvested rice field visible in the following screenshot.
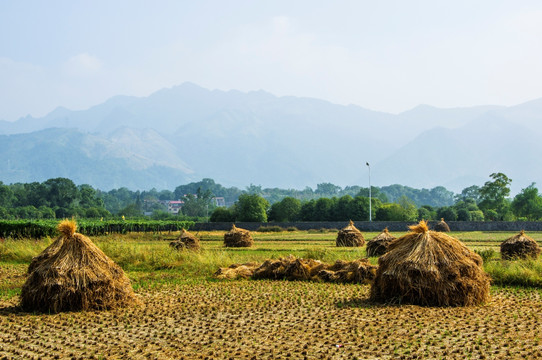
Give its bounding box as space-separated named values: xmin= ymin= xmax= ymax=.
xmin=1 ymin=230 xmax=542 ymax=359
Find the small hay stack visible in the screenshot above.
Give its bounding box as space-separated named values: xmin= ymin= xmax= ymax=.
xmin=366 ymin=228 xmax=396 ymax=257
xmin=20 ymin=220 xmax=138 ymax=313
xmin=224 ymin=224 xmax=254 ymax=247
xmin=433 ymin=218 xmax=451 ymax=232
xmin=500 ymin=230 xmax=541 ymax=260
xmin=336 ymin=220 xmax=365 ymax=247
xmin=169 ymin=229 xmax=200 ymax=250
xmin=370 ymin=220 xmax=490 ymax=306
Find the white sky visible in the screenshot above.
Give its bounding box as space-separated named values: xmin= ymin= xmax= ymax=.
xmin=1 ymin=0 xmax=542 ymax=121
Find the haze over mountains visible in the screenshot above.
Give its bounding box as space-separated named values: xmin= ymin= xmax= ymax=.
xmin=1 ymin=82 xmax=541 ymax=193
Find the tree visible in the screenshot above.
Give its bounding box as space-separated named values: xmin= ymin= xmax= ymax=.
xmin=210 ymin=207 xmax=236 ymax=222
xmin=437 ymin=206 xmax=458 ymax=221
xmin=455 ymin=185 xmax=481 ymax=203
xmin=268 ymin=197 xmax=301 ymax=222
xmin=181 ymin=188 xmax=214 ymax=217
xmin=478 ymin=173 xmax=512 ymax=220
xmin=235 ymin=194 xmax=269 ymax=222
xmin=512 ymin=183 xmax=542 ymax=220
xmin=315 ymin=183 xmax=341 ymax=196
xmin=43 ymin=178 xmax=78 ymax=208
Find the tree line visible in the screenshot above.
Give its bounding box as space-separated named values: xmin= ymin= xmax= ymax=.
xmin=1 ymin=173 xmax=541 ymax=222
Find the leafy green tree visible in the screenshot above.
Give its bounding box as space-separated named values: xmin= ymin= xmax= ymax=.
xmin=478 ymin=173 xmax=512 ymax=220
xmin=512 ymin=183 xmax=542 ymax=220
xmin=455 ymin=185 xmax=481 ymax=203
xmin=437 ymin=206 xmax=458 ymax=221
xmin=78 ymin=184 xmax=104 ymax=208
xmin=397 ymin=196 xmax=418 ymax=221
xmin=268 ymin=197 xmax=301 ymax=222
xmin=235 ymin=194 xmax=269 ymax=222
xmin=0 ymin=182 xmax=14 ymax=207
xmin=315 ymin=183 xmax=341 ymax=197
xmin=300 ymin=200 xmax=316 ymax=221
xmin=181 ymin=188 xmax=214 ymax=217
xmin=375 ymin=203 xmax=407 ymax=221
xmin=43 ymin=177 xmax=78 ymax=208
xmin=456 ymin=208 xmax=471 ymax=221
xmin=210 ymin=207 xmax=236 ymax=222
xmin=313 ymin=197 xmax=335 ymax=221
xmin=119 ymin=203 xmax=142 ymax=218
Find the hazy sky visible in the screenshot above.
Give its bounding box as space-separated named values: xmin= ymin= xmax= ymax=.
xmin=1 ymin=0 xmax=542 ymax=121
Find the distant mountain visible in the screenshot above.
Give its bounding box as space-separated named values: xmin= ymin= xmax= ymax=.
xmin=0 ymin=128 xmax=193 ymax=190
xmin=1 ymin=82 xmax=542 ymax=192
xmin=374 ymin=114 xmax=542 ymax=193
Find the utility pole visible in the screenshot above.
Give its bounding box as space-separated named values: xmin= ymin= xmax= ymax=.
xmin=366 ymin=162 xmax=372 ymax=222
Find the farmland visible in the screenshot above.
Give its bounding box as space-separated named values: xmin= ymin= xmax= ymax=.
xmin=1 ymin=230 xmax=542 ymax=359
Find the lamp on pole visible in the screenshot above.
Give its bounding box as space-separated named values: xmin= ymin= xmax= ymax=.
xmin=366 ymin=162 xmax=372 ymax=222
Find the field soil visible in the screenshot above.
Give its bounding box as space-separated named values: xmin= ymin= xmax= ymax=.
xmin=1 ymin=263 xmax=541 ymax=359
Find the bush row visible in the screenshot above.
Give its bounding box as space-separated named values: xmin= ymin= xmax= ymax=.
xmin=0 ymin=220 xmax=195 ymax=239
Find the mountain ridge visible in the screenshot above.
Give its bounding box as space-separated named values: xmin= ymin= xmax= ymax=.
xmin=1 ymin=82 xmax=541 ymax=192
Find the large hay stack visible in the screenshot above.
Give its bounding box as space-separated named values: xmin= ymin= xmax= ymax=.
xmin=336 ymin=220 xmax=365 ymax=247
xmin=500 ymin=230 xmax=541 ymax=260
xmin=20 ymin=220 xmax=138 ymax=313
xmin=224 ymin=224 xmax=254 ymax=247
xmin=370 ymin=220 xmax=490 ymax=306
xmin=366 ymin=228 xmax=396 ymax=257
xmin=169 ymin=229 xmax=200 ymax=250
xmin=433 ymin=218 xmax=451 ymax=232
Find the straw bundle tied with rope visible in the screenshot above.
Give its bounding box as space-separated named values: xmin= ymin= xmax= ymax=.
xmin=224 ymin=224 xmax=254 ymax=247
xmin=500 ymin=230 xmax=541 ymax=260
xmin=336 ymin=220 xmax=365 ymax=247
xmin=20 ymin=220 xmax=138 ymax=313
xmin=370 ymin=220 xmax=490 ymax=306
xmin=169 ymin=229 xmax=200 ymax=250
xmin=366 ymin=228 xmax=396 ymax=257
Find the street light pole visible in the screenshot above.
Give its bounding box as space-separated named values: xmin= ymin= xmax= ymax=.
xmin=367 ymin=162 xmax=372 ymax=222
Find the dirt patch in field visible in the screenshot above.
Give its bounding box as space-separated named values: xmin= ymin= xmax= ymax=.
xmin=1 ymin=266 xmax=542 ymax=359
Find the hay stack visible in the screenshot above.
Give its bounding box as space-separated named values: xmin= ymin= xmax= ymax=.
xmin=500 ymin=230 xmax=541 ymax=260
xmin=318 ymin=259 xmax=377 ymax=284
xmin=336 ymin=220 xmax=365 ymax=247
xmin=169 ymin=229 xmax=200 ymax=250
xmin=433 ymin=218 xmax=451 ymax=232
xmin=370 ymin=220 xmax=490 ymax=306
xmin=20 ymin=220 xmax=138 ymax=313
xmin=224 ymin=224 xmax=254 ymax=247
xmin=366 ymin=228 xmax=396 ymax=257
